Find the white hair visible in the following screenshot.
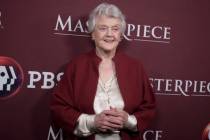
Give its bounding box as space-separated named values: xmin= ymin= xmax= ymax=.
xmin=87 ymin=3 xmax=126 ymax=34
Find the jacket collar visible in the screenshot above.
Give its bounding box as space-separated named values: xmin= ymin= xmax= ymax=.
xmin=89 ymin=48 xmax=123 ymax=67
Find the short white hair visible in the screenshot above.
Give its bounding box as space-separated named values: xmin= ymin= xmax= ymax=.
xmin=87 ymin=3 xmax=126 ymax=34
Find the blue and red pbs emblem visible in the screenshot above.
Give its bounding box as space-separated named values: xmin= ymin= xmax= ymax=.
xmin=0 ymin=56 xmax=24 ymax=99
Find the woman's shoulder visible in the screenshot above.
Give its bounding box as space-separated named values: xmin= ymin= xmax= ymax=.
xmin=69 ymin=51 xmax=92 ymax=64
xmin=118 ymin=52 xmax=143 ymax=67
xmin=64 ymin=51 xmax=93 ymax=71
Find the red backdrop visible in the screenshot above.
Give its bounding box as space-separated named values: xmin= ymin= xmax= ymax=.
xmin=0 ymin=0 xmax=210 ymax=140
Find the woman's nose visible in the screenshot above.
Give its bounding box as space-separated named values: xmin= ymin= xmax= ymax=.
xmin=106 ymin=28 xmax=113 ymax=36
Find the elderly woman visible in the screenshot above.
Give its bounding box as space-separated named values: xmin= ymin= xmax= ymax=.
xmin=51 ymin=3 xmax=156 ymax=140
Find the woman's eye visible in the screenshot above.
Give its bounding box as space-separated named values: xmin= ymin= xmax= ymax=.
xmin=112 ymin=28 xmax=120 ymax=31
xmin=98 ymin=27 xmax=107 ymax=31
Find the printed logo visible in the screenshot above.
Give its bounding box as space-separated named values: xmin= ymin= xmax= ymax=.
xmin=0 ymin=56 xmax=24 ymax=99
xmin=53 ymin=14 xmax=171 ymax=44
xmin=202 ymin=123 xmax=210 ymax=140
xmin=150 ymin=78 xmax=210 ymax=97
xmin=143 ymin=130 xmax=163 ymax=140
xmin=47 ymin=125 xmax=63 ymax=140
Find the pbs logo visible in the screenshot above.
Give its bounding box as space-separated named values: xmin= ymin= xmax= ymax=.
xmin=0 ymin=56 xmax=24 ymax=99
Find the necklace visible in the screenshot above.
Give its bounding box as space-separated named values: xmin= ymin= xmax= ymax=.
xmin=99 ymin=74 xmax=115 ymax=107
xmin=98 ymin=61 xmax=115 ymax=107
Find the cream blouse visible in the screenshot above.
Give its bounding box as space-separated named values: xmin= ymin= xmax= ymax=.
xmin=74 ymin=74 xmax=137 ymax=139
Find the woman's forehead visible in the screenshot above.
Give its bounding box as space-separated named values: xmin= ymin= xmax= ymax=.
xmin=95 ymin=15 xmax=121 ymax=26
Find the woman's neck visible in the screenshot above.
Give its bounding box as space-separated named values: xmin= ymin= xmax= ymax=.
xmin=95 ymin=47 xmax=116 ymax=61
xmin=95 ymin=47 xmax=116 ymax=82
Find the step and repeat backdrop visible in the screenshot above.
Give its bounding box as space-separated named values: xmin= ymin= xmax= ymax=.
xmin=0 ymin=0 xmax=210 ymax=140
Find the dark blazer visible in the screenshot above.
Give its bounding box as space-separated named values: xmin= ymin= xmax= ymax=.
xmin=51 ymin=49 xmax=156 ymax=140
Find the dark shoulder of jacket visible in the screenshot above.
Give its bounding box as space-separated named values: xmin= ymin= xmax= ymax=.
xmin=119 ymin=52 xmax=144 ymax=69
xmin=64 ymin=51 xmax=92 ymax=73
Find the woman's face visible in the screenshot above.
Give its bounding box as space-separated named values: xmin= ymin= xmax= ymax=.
xmin=92 ymin=15 xmax=122 ymax=52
